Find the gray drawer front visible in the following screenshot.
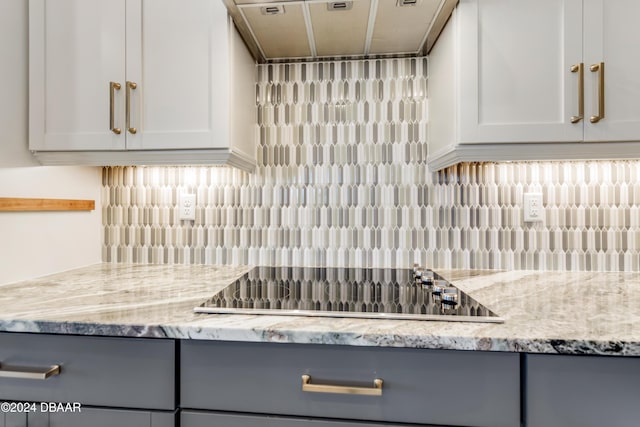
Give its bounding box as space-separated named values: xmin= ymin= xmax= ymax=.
xmin=181 ymin=411 xmax=443 ymax=427
xmin=0 ymin=333 xmax=175 ymax=410
xmin=4 ymin=413 xmax=25 ymax=427
xmin=49 ymin=409 xmax=150 ymax=427
xmin=28 ymin=407 xmax=175 ymax=427
xmin=181 ymin=341 xmax=519 ymax=427
xmin=527 ymin=354 xmax=640 ymax=427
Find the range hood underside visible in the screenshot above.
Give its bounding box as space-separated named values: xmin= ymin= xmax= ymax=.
xmin=223 ymin=0 xmax=457 ymax=63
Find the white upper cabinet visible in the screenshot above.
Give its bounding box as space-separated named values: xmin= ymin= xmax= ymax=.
xmin=428 ymin=0 xmax=640 ymax=171
xmin=583 ymin=0 xmax=640 ymax=142
xmin=457 ymin=0 xmax=584 ymax=145
xmin=29 ymin=0 xmax=127 ymax=151
xmin=29 ymin=0 xmax=257 ymax=171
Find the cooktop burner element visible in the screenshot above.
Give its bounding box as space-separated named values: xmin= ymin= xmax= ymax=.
xmin=194 ymin=267 xmax=503 ymax=323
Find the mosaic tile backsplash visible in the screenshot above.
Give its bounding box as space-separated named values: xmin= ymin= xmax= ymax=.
xmin=102 ymin=58 xmax=640 ymax=272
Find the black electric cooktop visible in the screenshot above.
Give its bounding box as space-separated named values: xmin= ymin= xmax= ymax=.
xmin=194 ymin=267 xmax=503 ymax=323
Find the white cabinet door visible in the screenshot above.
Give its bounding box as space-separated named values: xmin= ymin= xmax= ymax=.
xmin=457 ymin=0 xmax=584 ymax=144
xmin=583 ymin=0 xmax=640 ymax=142
xmin=126 ymin=0 xmax=229 ymax=150
xmin=29 ymin=0 xmax=126 ymax=151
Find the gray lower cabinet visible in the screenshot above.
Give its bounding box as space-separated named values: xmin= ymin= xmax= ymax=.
xmin=0 ymin=333 xmax=175 ymax=409
xmin=3 ymin=413 xmax=25 ymax=427
xmin=181 ymin=341 xmax=520 ymax=427
xmin=0 ymin=333 xmax=176 ymax=427
xmin=526 ymin=354 xmax=640 ymax=427
xmin=27 ymin=407 xmax=175 ymax=427
xmin=182 ymin=410 xmax=439 ymax=427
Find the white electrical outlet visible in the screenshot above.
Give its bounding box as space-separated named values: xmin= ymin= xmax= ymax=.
xmin=523 ymin=193 xmax=543 ymax=223
xmin=179 ymin=194 xmax=196 ymax=221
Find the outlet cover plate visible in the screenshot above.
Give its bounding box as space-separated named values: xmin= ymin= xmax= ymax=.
xmin=179 ymin=194 xmax=196 ymax=221
xmin=523 ymin=193 xmax=543 ymax=223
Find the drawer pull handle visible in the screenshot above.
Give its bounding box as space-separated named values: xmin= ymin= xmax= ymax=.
xmin=0 ymin=363 xmax=61 ymax=380
xmin=301 ymin=374 xmax=383 ymax=396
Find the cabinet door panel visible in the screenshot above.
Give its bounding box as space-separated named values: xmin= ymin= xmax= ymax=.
xmin=181 ymin=411 xmax=442 ymax=427
xmin=583 ymin=0 xmax=640 ymax=141
xmin=25 ymin=412 xmax=46 ymax=427
xmin=458 ymin=0 xmax=583 ymax=143
xmin=5 ymin=413 xmax=25 ymax=427
xmin=48 ymin=408 xmax=149 ymax=427
xmin=527 ymin=354 xmax=640 ymax=427
xmin=26 ymin=408 xmax=175 ymax=427
xmin=29 ymin=0 xmax=126 ymax=151
xmin=126 ymin=0 xmax=228 ymax=150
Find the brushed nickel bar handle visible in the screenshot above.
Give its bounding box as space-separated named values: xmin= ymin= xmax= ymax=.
xmin=570 ymin=63 xmax=584 ymax=124
xmin=126 ymin=81 xmax=138 ymax=134
xmin=301 ymin=374 xmax=383 ymax=396
xmin=590 ymin=62 xmax=605 ymax=123
xmin=0 ymin=363 xmax=60 ymax=380
xmin=109 ymin=81 xmax=122 ymax=134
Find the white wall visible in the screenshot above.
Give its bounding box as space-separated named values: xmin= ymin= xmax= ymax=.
xmin=0 ymin=0 xmax=102 ymax=284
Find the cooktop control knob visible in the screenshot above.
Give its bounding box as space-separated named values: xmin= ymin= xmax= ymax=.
xmin=421 ymin=271 xmax=435 ymax=286
xmin=432 ymin=280 xmax=449 ymax=294
xmin=413 ymin=266 xmax=435 ymax=286
xmin=441 ymin=288 xmax=459 ymax=306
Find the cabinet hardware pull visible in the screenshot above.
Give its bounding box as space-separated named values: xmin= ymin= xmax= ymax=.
xmin=590 ymin=62 xmax=605 ymax=123
xmin=0 ymin=363 xmax=60 ymax=380
xmin=126 ymin=81 xmax=138 ymax=134
xmin=301 ymin=374 xmax=383 ymax=396
xmin=109 ymin=81 xmax=122 ymax=134
xmin=570 ymin=63 xmax=584 ymax=123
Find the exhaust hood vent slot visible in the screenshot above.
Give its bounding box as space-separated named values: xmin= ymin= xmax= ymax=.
xmin=397 ymin=0 xmax=419 ymax=6
xmin=261 ymin=5 xmax=285 ymax=15
xmin=327 ymin=2 xmax=353 ymax=11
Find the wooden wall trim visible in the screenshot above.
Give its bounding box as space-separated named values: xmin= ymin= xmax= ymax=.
xmin=0 ymin=198 xmax=95 ymax=212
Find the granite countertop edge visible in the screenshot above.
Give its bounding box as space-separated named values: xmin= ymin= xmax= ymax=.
xmin=0 ymin=319 xmax=638 ymax=356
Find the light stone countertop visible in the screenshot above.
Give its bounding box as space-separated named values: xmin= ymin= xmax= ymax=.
xmin=1 ymin=263 xmax=639 ymax=356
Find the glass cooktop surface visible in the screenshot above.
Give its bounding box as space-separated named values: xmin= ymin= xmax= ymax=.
xmin=194 ymin=267 xmax=502 ymax=323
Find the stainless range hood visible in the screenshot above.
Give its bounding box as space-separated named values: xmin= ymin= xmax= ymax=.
xmin=222 ymin=0 xmax=457 ymax=63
